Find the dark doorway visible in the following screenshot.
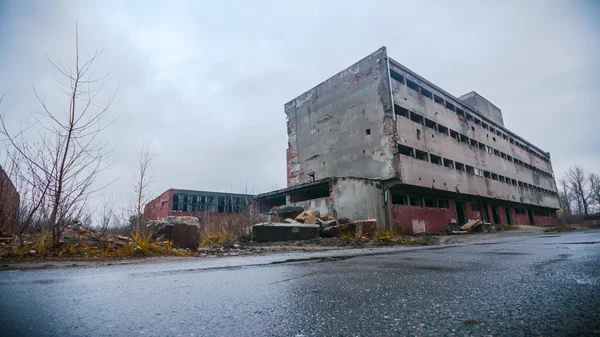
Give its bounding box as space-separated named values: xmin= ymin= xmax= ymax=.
xmin=491 ymin=206 xmax=501 ymax=224
xmin=480 ymin=202 xmax=490 ymax=223
xmin=505 ymin=207 xmax=513 ymax=224
xmin=528 ymin=209 xmax=535 ymax=226
xmin=455 ymin=201 xmax=466 ymax=224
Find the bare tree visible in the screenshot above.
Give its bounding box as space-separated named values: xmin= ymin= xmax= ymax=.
xmin=0 ymin=23 xmax=116 ymax=245
xmin=558 ymin=178 xmax=572 ymax=215
xmin=98 ymin=196 xmax=116 ymax=235
xmin=133 ymin=142 xmax=155 ymax=234
xmin=590 ymin=173 xmax=600 ymax=208
xmin=565 ymin=166 xmax=591 ymax=216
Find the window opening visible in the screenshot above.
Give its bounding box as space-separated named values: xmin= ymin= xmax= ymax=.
xmin=415 ymin=149 xmax=428 ymax=161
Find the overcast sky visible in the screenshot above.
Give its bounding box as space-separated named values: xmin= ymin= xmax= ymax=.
xmin=1 ymin=0 xmax=598 ymax=211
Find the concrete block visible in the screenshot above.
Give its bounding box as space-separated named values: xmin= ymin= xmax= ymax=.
xmin=252 ymin=222 xmax=320 ymax=242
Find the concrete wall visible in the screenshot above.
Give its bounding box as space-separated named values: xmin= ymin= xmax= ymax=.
xmin=0 ymin=165 xmax=20 ymax=234
xmin=289 ymin=196 xmax=332 ymax=217
xmin=332 ymin=177 xmax=386 ymax=227
xmin=285 ymin=47 xmax=395 ymax=187
xmin=459 ymin=91 xmax=504 ymax=127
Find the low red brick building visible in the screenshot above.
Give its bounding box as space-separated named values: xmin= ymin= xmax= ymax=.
xmin=0 ymin=164 xmax=20 ymax=234
xmin=144 ymin=188 xmax=254 ymax=223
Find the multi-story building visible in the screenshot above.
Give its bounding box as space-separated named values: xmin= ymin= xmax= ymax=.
xmin=144 ymin=189 xmax=254 ymax=222
xmin=255 ymin=47 xmax=559 ymax=233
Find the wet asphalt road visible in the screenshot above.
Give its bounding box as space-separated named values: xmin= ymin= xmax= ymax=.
xmin=1 ymin=230 xmax=599 ymax=337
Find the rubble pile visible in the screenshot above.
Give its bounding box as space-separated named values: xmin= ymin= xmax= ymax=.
xmin=146 ymin=216 xmax=201 ymax=250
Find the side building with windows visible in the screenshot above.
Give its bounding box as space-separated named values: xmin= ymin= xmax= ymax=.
xmin=144 ymin=189 xmax=254 ymax=223
xmin=254 ymin=46 xmax=559 ymax=232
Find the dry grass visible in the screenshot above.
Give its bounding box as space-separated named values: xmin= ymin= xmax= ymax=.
xmin=504 ymin=225 xmax=520 ymax=231
xmin=201 ymin=230 xmax=232 ymax=248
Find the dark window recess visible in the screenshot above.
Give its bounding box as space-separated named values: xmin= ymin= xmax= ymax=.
xmin=455 ymin=162 xmax=465 ymax=171
xmin=501 ymin=152 xmax=507 ymax=159
xmin=409 ymin=196 xmax=423 ymax=207
xmin=415 ymin=149 xmax=428 ymax=161
xmin=518 ymin=181 xmax=524 ymax=187
xmin=410 ymin=111 xmax=424 ymax=125
xmin=420 ymin=86 xmax=433 ymax=99
xmin=484 ymin=171 xmax=491 ymax=178
xmin=515 ymin=208 xmax=526 ymax=215
xmin=425 ymin=118 xmax=436 ymax=129
xmin=474 ymin=117 xmax=480 ymax=125
xmin=424 ymin=198 xmax=437 ymax=208
xmin=482 ymin=122 xmax=489 ymax=130
xmin=499 ymin=176 xmax=506 ymax=183
xmin=445 ymin=100 xmax=456 ymax=111
xmin=437 ymin=124 xmax=449 ymax=135
xmin=438 ymin=199 xmax=449 ymax=209
xmin=494 ymin=149 xmax=501 ymax=156
xmin=390 ymin=70 xmax=405 ymax=84
xmin=478 ymin=142 xmax=486 ymax=151
xmin=512 ymin=179 xmax=517 ymax=186
xmin=471 ymin=204 xmax=481 ymax=211
xmin=289 ymin=183 xmax=329 ymax=202
xmin=466 ymin=113 xmax=473 ymax=121
xmin=395 ymin=104 xmax=409 ymax=118
xmin=503 ymin=134 xmax=509 ymax=141
xmin=434 ymin=94 xmax=444 ymax=105
xmin=406 ymin=79 xmax=419 ymax=91
xmin=392 ymin=194 xmax=408 ymax=205
xmin=430 ymin=154 xmax=442 ymax=165
xmin=497 ymin=130 xmax=502 ymax=136
xmin=398 ymin=144 xmax=414 ymax=156
xmin=490 ymin=127 xmax=496 ymax=134
xmin=510 ymin=138 xmax=515 ymax=144
xmin=491 ymin=173 xmax=498 ymax=181
xmin=460 ymin=134 xmax=469 ymax=143
xmin=466 ymin=165 xmax=475 ymax=175
xmin=470 ymin=139 xmax=478 ymax=147
xmin=450 ymin=130 xmax=460 ymax=141
xmin=365 ymin=129 xmax=371 ymax=135
xmin=456 ymin=107 xmax=465 ymax=117
xmin=444 ymin=158 xmax=454 ymax=169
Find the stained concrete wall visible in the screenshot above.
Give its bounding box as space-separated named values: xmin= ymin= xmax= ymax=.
xmin=285 ymin=47 xmax=395 ymax=187
xmin=332 ymin=177 xmax=386 ymax=227
xmin=459 ymin=91 xmax=504 ymax=127
xmin=289 ymin=196 xmax=332 ymax=217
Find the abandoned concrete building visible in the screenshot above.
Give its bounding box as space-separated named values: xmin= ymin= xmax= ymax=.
xmin=144 ymin=189 xmax=254 ymax=222
xmin=0 ymin=164 xmax=19 ymax=234
xmin=254 ymin=46 xmax=559 ymax=233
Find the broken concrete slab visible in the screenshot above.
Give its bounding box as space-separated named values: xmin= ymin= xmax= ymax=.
xmin=460 ymin=219 xmax=481 ymax=232
xmin=284 ymin=218 xmax=301 ymax=224
xmin=295 ymin=210 xmax=321 ymax=224
xmin=353 ymin=219 xmax=378 ymax=237
xmin=252 ymin=222 xmax=320 ymax=242
xmin=146 ymin=216 xmax=201 ymax=249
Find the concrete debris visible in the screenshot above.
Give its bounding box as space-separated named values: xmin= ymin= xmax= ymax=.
xmin=284 ymin=218 xmax=301 ymax=224
xmin=146 ymin=216 xmax=201 ymax=250
xmin=295 ymin=210 xmax=321 ymax=224
xmin=460 ymin=219 xmax=482 ymax=232
xmin=352 ymin=219 xmax=378 ymax=237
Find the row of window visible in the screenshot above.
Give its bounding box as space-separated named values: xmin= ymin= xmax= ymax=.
xmin=394 ymin=104 xmax=554 ymax=179
xmin=390 ymin=70 xmax=551 ymax=164
xmin=392 ymin=195 xmax=450 ymax=208
xmin=172 ymin=194 xmax=251 ymax=214
xmin=397 ymin=144 xmax=559 ymax=197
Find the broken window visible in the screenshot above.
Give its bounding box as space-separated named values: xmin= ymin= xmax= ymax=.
xmin=473 ymin=117 xmax=480 ymax=125
xmin=510 ymin=138 xmax=515 ymax=144
xmin=392 ymin=194 xmax=408 ymax=205
xmin=499 ymin=176 xmax=506 ymax=183
xmin=430 ymin=154 xmax=442 ymax=165
xmin=491 ymin=173 xmax=498 ymax=181
xmin=409 ymin=196 xmax=423 ymax=207
xmin=437 ymin=124 xmax=449 ymax=135
xmin=445 ymin=100 xmax=456 ymax=111
xmin=410 ymin=111 xmax=424 ymax=125
xmin=470 ymin=138 xmax=478 ymax=147
xmin=450 ymin=130 xmax=460 ymax=141
xmin=394 ymin=104 xmax=409 ymax=118
xmin=406 ymin=79 xmax=419 ymax=91
xmin=455 ymin=162 xmax=465 ymax=171
xmin=483 ymin=171 xmax=491 ymax=178
xmin=471 ymin=204 xmax=481 ymax=212
xmin=482 ymin=122 xmax=489 ymax=130
xmin=438 ymin=199 xmax=449 ymax=208
xmin=425 ymin=118 xmax=436 ymax=129
xmin=398 ymin=144 xmax=414 ymax=156
xmin=289 ymin=182 xmax=330 ymax=202
xmin=434 ymin=94 xmax=444 ymax=105
xmin=424 ymin=198 xmax=437 ymax=208
xmin=460 ymin=134 xmax=469 ymax=143
xmin=415 ymin=149 xmax=428 ymax=161
xmin=512 ymin=179 xmax=517 ymax=186
xmin=494 ymin=149 xmax=501 ymax=157
xmin=496 ymin=130 xmax=502 ymax=137
xmin=507 ymin=155 xmax=512 ymax=162
xmin=456 ymin=107 xmax=465 ymax=117
xmin=475 ymin=168 xmax=485 ymax=177
xmin=444 ymin=158 xmax=454 ymax=169
xmin=466 ymin=165 xmax=475 ymax=175
xmin=420 ymin=86 xmax=433 ymax=100
xmin=518 ymin=181 xmax=524 ymax=187
xmin=478 ymin=142 xmax=486 ymax=151
xmin=365 ymin=129 xmax=371 ymax=135
xmin=466 ymin=113 xmax=473 ymax=121
xmin=487 ymin=146 xmax=494 ymax=154
xmin=503 ymin=134 xmax=509 ymax=141
xmin=390 ymin=70 xmax=405 ymax=84
xmin=501 ymin=152 xmax=507 ymax=159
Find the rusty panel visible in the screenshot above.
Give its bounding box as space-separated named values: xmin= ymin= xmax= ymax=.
xmin=391 ymin=201 xmax=457 ymax=234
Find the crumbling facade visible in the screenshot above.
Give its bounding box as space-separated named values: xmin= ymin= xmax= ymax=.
xmin=256 ymin=47 xmax=559 ymax=232
xmin=0 ymin=165 xmax=19 ymax=234
xmin=144 ymin=189 xmax=254 ymax=223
